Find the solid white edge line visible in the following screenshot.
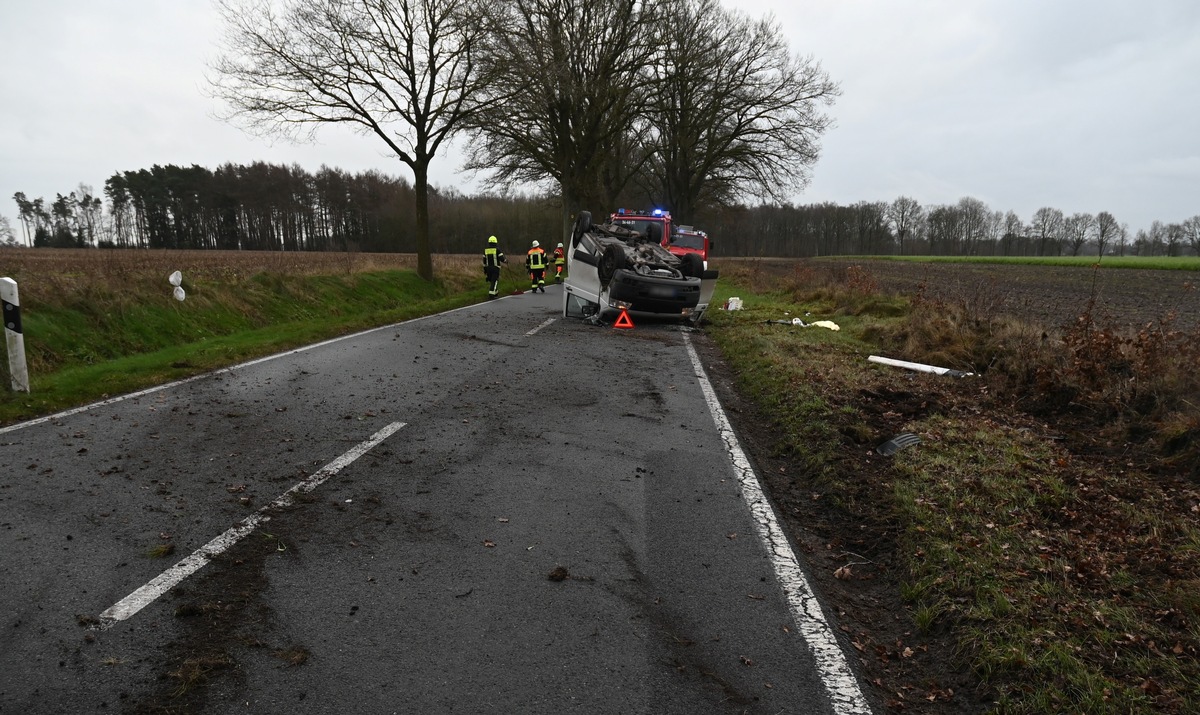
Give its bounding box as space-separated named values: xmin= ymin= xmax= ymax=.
xmin=0 ymin=301 xmax=487 ymax=436
xmin=96 ymin=421 xmax=406 ymax=628
xmin=683 ymin=333 xmax=872 ymax=714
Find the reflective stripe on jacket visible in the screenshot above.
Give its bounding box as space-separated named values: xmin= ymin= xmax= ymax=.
xmin=484 ymin=246 xmax=504 ymax=268
xmin=527 ymin=247 xmax=546 ymax=269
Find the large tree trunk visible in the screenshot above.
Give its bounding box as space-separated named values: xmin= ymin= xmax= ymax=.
xmin=414 ymin=162 xmax=433 ymax=282
xmin=561 ymin=185 xmax=574 ymax=247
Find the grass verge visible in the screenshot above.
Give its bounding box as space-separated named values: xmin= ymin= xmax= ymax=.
xmin=706 ymin=259 xmax=1200 ymax=713
xmin=0 ymin=252 xmax=501 ymax=426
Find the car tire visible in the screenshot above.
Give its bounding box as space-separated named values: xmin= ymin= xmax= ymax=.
xmin=598 ymin=243 xmax=626 ymax=286
xmin=680 ymin=253 xmax=703 ymax=278
xmin=571 ymin=211 xmax=592 ymax=250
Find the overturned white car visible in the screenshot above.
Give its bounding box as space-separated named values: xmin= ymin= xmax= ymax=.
xmin=562 ymin=210 xmax=719 ymax=325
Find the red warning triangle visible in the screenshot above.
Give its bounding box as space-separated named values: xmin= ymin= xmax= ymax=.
xmin=613 ymin=309 xmax=635 ymax=329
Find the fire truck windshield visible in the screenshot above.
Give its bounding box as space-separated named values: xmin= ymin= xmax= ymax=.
xmin=672 ymin=232 xmax=705 ymax=250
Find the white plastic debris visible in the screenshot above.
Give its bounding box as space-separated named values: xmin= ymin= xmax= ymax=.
xmin=724 ymin=297 xmax=743 ymax=310
xmin=868 ymin=355 xmax=973 ymax=377
xmin=168 ymin=270 xmax=182 ymax=287
xmin=173 ymin=286 xmax=186 ymax=302
xmin=773 ymin=317 xmax=840 ymax=331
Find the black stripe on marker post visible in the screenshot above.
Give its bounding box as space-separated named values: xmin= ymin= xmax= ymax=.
xmin=2 ymin=299 xmax=20 ymax=334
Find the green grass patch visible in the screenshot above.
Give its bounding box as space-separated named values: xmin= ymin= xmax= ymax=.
xmin=0 ymin=258 xmax=502 ymax=426
xmin=705 ymin=284 xmax=875 ymax=489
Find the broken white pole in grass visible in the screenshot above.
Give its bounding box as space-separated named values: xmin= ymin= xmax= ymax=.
xmin=1 ymin=277 xmax=30 ymax=393
xmin=868 ymin=354 xmax=974 ymax=378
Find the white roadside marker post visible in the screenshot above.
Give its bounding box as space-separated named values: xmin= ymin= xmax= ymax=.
xmin=1 ymin=277 xmax=30 ymax=393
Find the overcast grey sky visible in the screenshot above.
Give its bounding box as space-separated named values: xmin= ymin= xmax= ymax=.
xmin=2 ymin=0 xmax=1198 ymax=236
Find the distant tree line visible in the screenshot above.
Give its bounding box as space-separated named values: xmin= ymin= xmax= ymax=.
xmin=11 ymin=187 xmax=103 ymax=249
xmin=8 ymin=169 xmax=1200 ymax=259
xmin=9 ymin=163 xmax=562 ymax=254
xmin=700 ymin=197 xmax=1200 ymax=258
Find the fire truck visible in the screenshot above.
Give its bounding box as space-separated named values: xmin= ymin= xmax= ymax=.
xmin=609 ymin=208 xmax=712 ymax=268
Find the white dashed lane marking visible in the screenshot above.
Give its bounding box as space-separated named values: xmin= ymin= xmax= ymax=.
xmin=96 ymin=421 xmax=407 ymax=628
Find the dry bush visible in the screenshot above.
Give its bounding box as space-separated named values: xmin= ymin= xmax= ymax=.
xmin=874 ymin=277 xmax=1200 ymax=477
xmin=784 ymin=262 xmax=909 ymax=323
xmin=713 ymin=257 xmax=800 ymax=293
xmin=843 ymin=265 xmax=880 ymax=295
xmin=1029 ymin=303 xmax=1200 ymax=470
xmin=881 ymin=280 xmax=1046 ymax=375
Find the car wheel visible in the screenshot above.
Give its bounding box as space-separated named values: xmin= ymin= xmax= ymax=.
xmin=570 ymin=211 xmax=592 ymax=250
xmin=597 ymin=243 xmax=626 ymax=286
xmin=680 ymin=253 xmax=703 ymax=278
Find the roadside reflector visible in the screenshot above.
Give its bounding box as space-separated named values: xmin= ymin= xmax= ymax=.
xmin=614 ymin=310 xmax=635 ymax=329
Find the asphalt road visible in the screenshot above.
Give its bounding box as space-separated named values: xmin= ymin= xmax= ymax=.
xmin=0 ymin=286 xmax=870 ymax=714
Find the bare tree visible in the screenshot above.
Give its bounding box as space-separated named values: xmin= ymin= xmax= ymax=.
xmin=1165 ymin=222 xmax=1185 ymax=257
xmin=643 ymin=0 xmax=838 ymax=223
xmin=886 ymin=196 xmax=923 ymax=255
xmin=957 ymin=196 xmax=990 ymax=255
xmin=1184 ymin=215 xmax=1200 ymax=256
xmin=1000 ymin=210 xmax=1025 ymax=256
xmin=1093 ymin=211 xmax=1118 ymax=258
xmin=1063 ymin=212 xmax=1095 ymax=256
xmin=1117 ymin=222 xmax=1130 ymax=256
xmin=1146 ymin=220 xmax=1166 ymax=255
xmin=849 ymin=201 xmax=889 ymax=254
xmin=208 ymin=0 xmax=489 ymax=280
xmin=1132 ymin=228 xmax=1149 ymax=255
xmin=983 ymin=209 xmax=1004 ymax=255
xmin=462 ymin=0 xmax=655 ymax=233
xmin=925 ymin=204 xmax=963 ymax=255
xmin=1030 ymin=207 xmax=1064 ymax=256
xmin=0 ymin=214 xmax=16 ymax=247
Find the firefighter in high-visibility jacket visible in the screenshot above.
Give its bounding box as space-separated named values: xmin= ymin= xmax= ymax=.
xmin=552 ymin=242 xmax=566 ymax=283
xmin=483 ymin=235 xmax=506 ymax=299
xmin=525 ymin=240 xmax=548 ymax=293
